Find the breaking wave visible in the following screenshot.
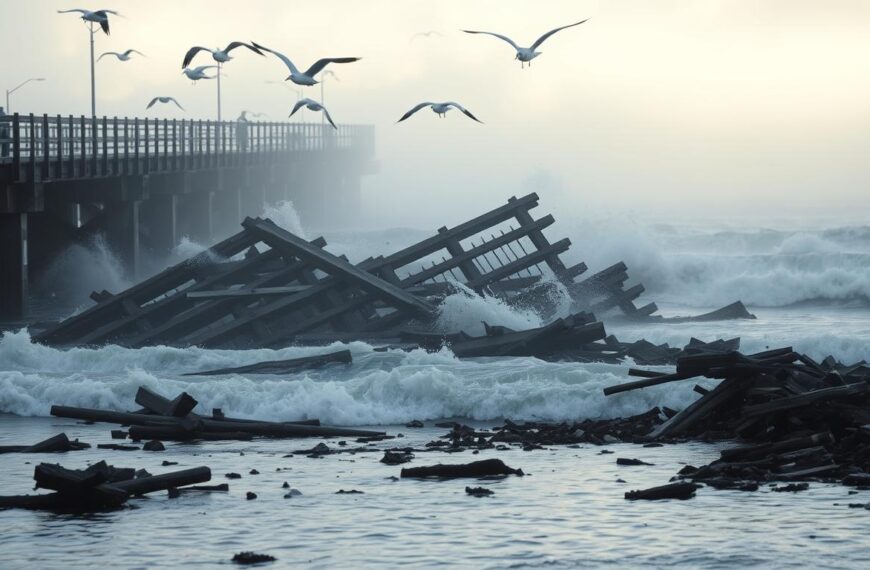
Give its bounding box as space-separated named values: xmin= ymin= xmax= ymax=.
xmin=561 ymin=219 xmax=870 ymax=308
xmin=0 ymin=330 xmax=702 ymax=424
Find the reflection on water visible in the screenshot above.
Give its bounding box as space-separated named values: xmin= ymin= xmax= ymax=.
xmin=1 ymin=416 xmax=868 ymax=569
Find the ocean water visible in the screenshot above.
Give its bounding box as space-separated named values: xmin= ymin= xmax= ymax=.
xmin=1 ymin=214 xmax=869 ymax=568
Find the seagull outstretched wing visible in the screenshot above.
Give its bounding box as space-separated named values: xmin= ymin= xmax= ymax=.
xmin=224 ymin=41 xmax=263 ymax=56
xmin=461 ymin=30 xmax=520 ymax=51
xmin=304 ymin=58 xmax=361 ymax=78
xmin=182 ymin=46 xmax=213 ymax=69
xmin=252 ymin=42 xmax=301 ymax=75
xmin=397 ymin=102 xmax=435 ymax=123
xmin=530 ymin=19 xmax=589 ymax=50
xmin=321 ymin=106 xmax=337 ymax=129
xmin=289 ymin=99 xmax=313 ymax=118
xmin=445 ymin=102 xmax=483 ymax=123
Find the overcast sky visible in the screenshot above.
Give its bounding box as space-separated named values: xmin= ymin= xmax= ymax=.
xmin=2 ymin=1 xmax=869 ymax=227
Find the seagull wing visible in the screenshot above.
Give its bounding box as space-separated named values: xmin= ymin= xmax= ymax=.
xmin=461 ymin=30 xmax=519 ymax=51
xmin=530 ymin=19 xmax=589 ymax=50
xmin=99 ymin=18 xmax=110 ymax=35
xmin=397 ymin=102 xmax=435 ymax=123
xmin=445 ymin=102 xmax=483 ymax=123
xmin=96 ymin=10 xmax=121 ymax=16
xmin=182 ymin=46 xmax=212 ymax=69
xmin=97 ymin=52 xmax=117 ymax=61
xmin=193 ymin=65 xmax=218 ymax=73
xmin=304 ymin=58 xmax=361 ymax=77
xmin=288 ymin=99 xmax=309 ymax=118
xmin=146 ymin=97 xmax=159 ymax=110
xmin=168 ymin=97 xmax=185 ymax=111
xmin=224 ymin=41 xmax=263 ymax=56
xmin=127 ymin=49 xmax=145 ymax=57
xmin=321 ymin=106 xmax=338 ymax=129
xmin=252 ymin=42 xmax=300 ymax=74
xmin=57 ymin=9 xmax=89 ymax=15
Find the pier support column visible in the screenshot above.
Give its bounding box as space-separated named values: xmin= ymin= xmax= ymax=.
xmin=0 ymin=213 xmax=29 ymax=319
xmin=104 ymin=201 xmax=141 ymax=279
xmin=212 ymin=187 xmax=242 ymax=239
xmin=139 ymin=194 xmax=177 ymax=259
xmin=178 ymin=191 xmax=214 ymax=244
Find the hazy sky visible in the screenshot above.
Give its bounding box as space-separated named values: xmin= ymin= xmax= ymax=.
xmin=2 ymin=1 xmax=869 ymax=227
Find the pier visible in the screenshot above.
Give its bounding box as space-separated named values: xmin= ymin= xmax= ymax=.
xmin=0 ymin=113 xmax=376 ymax=319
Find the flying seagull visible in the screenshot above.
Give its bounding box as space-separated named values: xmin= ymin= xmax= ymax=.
xmin=182 ymin=65 xmax=217 ymax=82
xmin=290 ymin=98 xmax=337 ymax=129
xmin=98 ymin=49 xmax=144 ymax=62
xmin=57 ymin=8 xmax=119 ymax=35
xmin=146 ymin=97 xmax=184 ymax=111
xmin=397 ymin=102 xmax=483 ymax=123
xmin=462 ymin=19 xmax=589 ymax=67
xmin=411 ymin=31 xmax=444 ymax=42
xmin=181 ymin=42 xmax=263 ymax=68
xmin=252 ymin=42 xmax=360 ymax=86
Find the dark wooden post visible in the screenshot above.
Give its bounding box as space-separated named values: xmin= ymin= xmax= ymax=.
xmin=180 ymin=119 xmax=187 ymax=169
xmin=112 ymin=117 xmax=119 ymax=175
xmin=123 ymin=117 xmax=129 ymax=175
xmin=79 ymin=115 xmax=86 ymax=176
xmin=10 ymin=114 xmax=21 ymax=181
xmin=90 ymin=115 xmax=98 ymax=175
xmin=55 ymin=115 xmax=64 ymax=178
xmin=27 ymin=114 xmax=36 ymax=183
xmin=172 ymin=119 xmax=178 ymax=170
xmin=162 ymin=118 xmax=168 ymax=171
xmin=101 ymin=116 xmax=108 ymax=175
xmin=133 ymin=117 xmax=140 ymax=175
xmin=143 ymin=117 xmax=150 ymax=174
xmin=41 ymin=114 xmax=50 ymax=180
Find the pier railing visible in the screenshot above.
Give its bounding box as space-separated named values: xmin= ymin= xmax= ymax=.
xmin=0 ymin=113 xmax=374 ymax=182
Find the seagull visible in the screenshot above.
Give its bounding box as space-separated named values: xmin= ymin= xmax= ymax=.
xmin=181 ymin=42 xmax=263 ymax=68
xmin=462 ymin=19 xmax=589 ymax=67
xmin=182 ymin=66 xmax=217 ymax=82
xmin=57 ymin=8 xmax=119 ymax=35
xmin=252 ymin=42 xmax=360 ymax=86
xmin=411 ymin=31 xmax=444 ymax=42
xmin=397 ymin=102 xmax=483 ymax=123
xmin=146 ymin=97 xmax=184 ymax=111
xmin=98 ymin=49 xmax=144 ymax=62
xmin=290 ymin=99 xmax=337 ymax=129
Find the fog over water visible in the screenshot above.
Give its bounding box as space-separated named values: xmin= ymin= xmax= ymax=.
xmin=2 ymin=0 xmax=869 ymax=228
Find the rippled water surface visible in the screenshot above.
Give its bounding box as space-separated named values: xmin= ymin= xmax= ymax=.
xmin=1 ymin=416 xmax=869 ymax=569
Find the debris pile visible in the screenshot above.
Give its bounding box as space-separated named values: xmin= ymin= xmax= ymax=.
xmin=50 ymin=386 xmax=385 ymax=442
xmin=604 ymin=347 xmax=870 ymax=493
xmin=33 ymin=193 xmax=752 ymax=356
xmin=0 ymin=460 xmax=211 ymax=512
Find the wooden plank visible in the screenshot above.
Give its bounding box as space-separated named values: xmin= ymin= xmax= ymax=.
xmin=244 ymin=217 xmax=434 ymax=318
xmin=34 ymin=228 xmax=258 ymax=345
xmin=183 ymin=349 xmax=352 ymax=376
xmin=401 ymin=215 xmax=555 ymax=286
xmin=185 ymin=285 xmax=310 ymax=299
xmin=467 ymin=238 xmax=571 ymax=289
xmin=382 ymin=193 xmax=542 ymax=270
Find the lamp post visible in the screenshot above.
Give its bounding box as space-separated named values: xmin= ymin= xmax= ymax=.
xmin=5 ymin=78 xmax=46 ymax=113
xmin=319 ymin=70 xmax=338 ymax=127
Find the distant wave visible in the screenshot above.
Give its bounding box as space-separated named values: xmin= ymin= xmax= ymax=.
xmin=560 ymin=220 xmax=870 ymax=308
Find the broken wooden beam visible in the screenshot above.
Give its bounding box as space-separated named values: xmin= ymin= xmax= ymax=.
xmin=184 ymin=349 xmax=352 ymax=376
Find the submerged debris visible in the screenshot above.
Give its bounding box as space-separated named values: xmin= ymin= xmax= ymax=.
xmin=232 ymin=552 xmax=276 ymax=565
xmin=465 ymin=486 xmax=494 ymax=497
xmin=401 ymin=458 xmax=523 ymax=479
xmin=0 ymin=461 xmax=211 ymax=512
xmin=0 ymin=433 xmax=90 ymax=454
